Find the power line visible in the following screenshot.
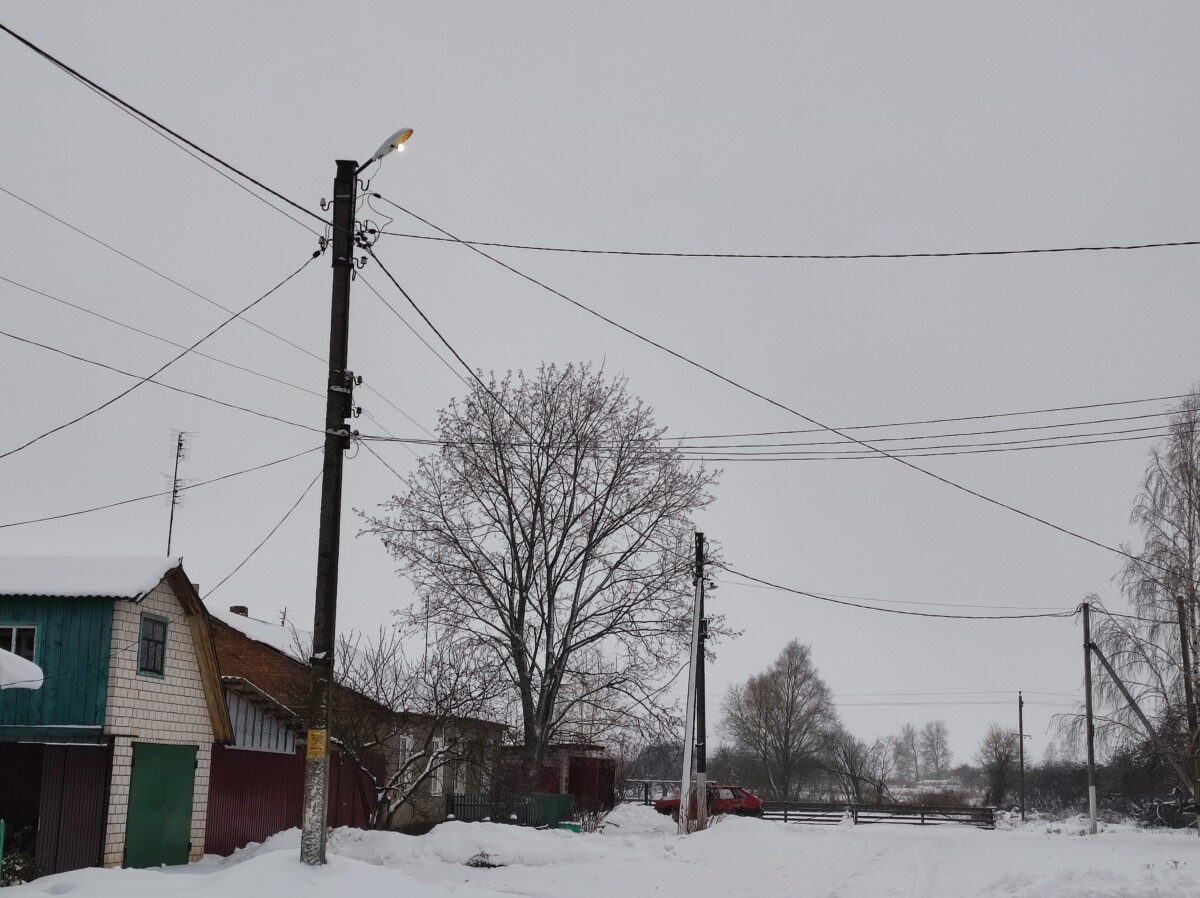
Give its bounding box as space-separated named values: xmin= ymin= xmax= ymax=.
xmin=712 ymin=578 xmax=1073 ymax=613
xmin=0 ymin=24 xmax=330 ymax=231
xmin=0 ymin=329 xmax=322 ymax=434
xmin=355 ymin=408 xmax=1175 ymax=450
xmin=1 ymin=272 xmax=324 ymax=401
xmin=203 ymin=469 xmax=323 ymax=600
xmin=722 ymin=567 xmax=1079 ymax=620
xmin=357 ymin=273 xmax=471 ymax=389
xmin=667 ymin=393 xmax=1191 ymax=441
xmin=0 ymin=185 xmax=327 ymax=367
xmin=376 ymin=197 xmax=1154 ymax=570
xmin=0 ymin=254 xmax=317 ymax=460
xmin=357 ymin=426 xmax=1166 ymax=460
xmin=0 ymin=446 xmax=322 ymax=529
xmin=377 ymin=227 xmax=1200 ymax=260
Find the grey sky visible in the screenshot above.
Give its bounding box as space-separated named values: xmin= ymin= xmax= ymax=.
xmin=3 ymin=2 xmax=1199 ymax=763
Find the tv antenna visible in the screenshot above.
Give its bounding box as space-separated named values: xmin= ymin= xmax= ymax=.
xmin=165 ymin=431 xmax=193 ymax=555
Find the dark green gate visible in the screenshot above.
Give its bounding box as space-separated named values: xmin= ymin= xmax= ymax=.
xmin=125 ymin=743 xmax=196 ymax=868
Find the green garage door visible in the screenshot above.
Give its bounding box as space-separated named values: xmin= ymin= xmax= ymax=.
xmin=125 ymin=743 xmax=196 ymax=868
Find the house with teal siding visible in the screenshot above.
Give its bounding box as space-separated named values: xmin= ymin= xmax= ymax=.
xmin=0 ymin=557 xmax=232 ymax=875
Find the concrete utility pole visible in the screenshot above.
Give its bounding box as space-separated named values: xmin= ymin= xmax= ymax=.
xmin=1175 ymin=595 xmax=1200 ymax=835
xmin=695 ymin=534 xmax=708 ymax=831
xmin=1082 ymin=602 xmax=1098 ymax=835
xmin=299 ymin=129 xmax=411 ymax=867
xmin=677 ymin=532 xmax=705 ymax=834
xmin=299 ymin=158 xmax=358 ymax=866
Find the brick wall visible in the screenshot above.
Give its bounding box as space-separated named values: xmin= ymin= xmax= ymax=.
xmin=102 ymin=582 xmax=215 ymax=866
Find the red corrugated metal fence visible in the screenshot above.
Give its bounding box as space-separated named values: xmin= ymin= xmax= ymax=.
xmin=205 ymin=744 xmax=372 ymax=856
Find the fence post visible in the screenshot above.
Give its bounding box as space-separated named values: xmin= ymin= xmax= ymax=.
xmin=784 ymin=800 xmax=789 ymax=823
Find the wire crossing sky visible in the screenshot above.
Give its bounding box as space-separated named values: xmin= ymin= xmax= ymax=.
xmin=3 ymin=2 xmax=1198 ymax=760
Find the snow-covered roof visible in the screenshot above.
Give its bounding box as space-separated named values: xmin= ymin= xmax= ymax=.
xmin=0 ymin=556 xmax=181 ymax=599
xmin=208 ymin=605 xmax=311 ymax=661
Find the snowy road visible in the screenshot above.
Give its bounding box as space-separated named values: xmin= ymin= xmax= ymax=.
xmin=10 ymin=806 xmax=1200 ymax=898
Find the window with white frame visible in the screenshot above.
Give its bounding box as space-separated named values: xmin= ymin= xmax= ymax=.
xmin=454 ymin=754 xmax=467 ymax=795
xmin=0 ymin=624 xmax=36 ymax=662
xmin=430 ymin=736 xmax=445 ymax=795
xmin=396 ymin=734 xmax=414 ymax=788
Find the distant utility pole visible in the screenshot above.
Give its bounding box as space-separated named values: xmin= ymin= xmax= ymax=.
xmin=677 ymin=532 xmax=706 ymax=834
xmin=166 ymin=430 xmax=191 ymax=556
xmin=1082 ymin=602 xmax=1098 ymax=835
xmin=1018 ymin=692 xmax=1026 ymax=823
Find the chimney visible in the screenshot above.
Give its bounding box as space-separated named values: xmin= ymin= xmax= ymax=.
xmin=229 ymin=605 xmax=249 ymax=617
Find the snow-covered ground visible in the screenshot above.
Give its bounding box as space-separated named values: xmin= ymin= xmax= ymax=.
xmin=11 ymin=805 xmax=1199 ymax=898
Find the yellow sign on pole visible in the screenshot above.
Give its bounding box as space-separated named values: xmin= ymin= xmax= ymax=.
xmin=306 ymin=728 xmax=328 ymax=759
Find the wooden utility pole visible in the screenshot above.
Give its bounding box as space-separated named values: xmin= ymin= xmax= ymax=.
xmin=1083 ymin=602 xmax=1098 ymax=835
xmin=300 ymin=159 xmax=358 ymax=866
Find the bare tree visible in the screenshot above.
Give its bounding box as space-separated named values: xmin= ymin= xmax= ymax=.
xmin=919 ymin=720 xmax=952 ymax=779
xmin=827 ymin=731 xmax=896 ymax=804
xmin=1085 ymin=391 xmax=1200 ymax=803
xmin=364 ymin=364 xmax=718 ymax=776
xmin=894 ymin=723 xmax=921 ymax=783
xmin=334 ymin=627 xmax=504 ymax=829
xmin=975 ymin=722 xmax=1018 ymax=807
xmin=720 ymin=640 xmax=839 ymax=800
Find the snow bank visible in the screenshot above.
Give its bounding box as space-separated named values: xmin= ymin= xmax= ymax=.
xmin=9 ymin=804 xmax=1200 ymax=898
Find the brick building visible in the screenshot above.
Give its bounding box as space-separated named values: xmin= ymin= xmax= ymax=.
xmin=0 ymin=557 xmax=232 ymax=872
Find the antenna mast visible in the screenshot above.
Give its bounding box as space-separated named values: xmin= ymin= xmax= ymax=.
xmin=166 ymin=430 xmax=192 ymax=555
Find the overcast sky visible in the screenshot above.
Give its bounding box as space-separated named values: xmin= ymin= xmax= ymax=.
xmin=4 ymin=2 xmax=1199 ymax=764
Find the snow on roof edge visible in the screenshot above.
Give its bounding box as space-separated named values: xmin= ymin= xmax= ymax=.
xmin=0 ymin=556 xmax=182 ymax=599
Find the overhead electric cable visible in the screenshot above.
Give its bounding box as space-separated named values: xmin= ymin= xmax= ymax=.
xmin=203 ymin=470 xmax=323 ymax=599
xmin=357 ymin=426 xmax=1166 ymax=460
xmin=0 ymin=24 xmax=330 ymax=230
xmin=375 ymin=199 xmax=1158 ymax=571
xmin=0 ymin=185 xmax=327 ymax=366
xmin=377 ymin=227 xmax=1200 ymax=260
xmin=0 ymin=446 xmax=322 ymax=529
xmin=722 ymin=567 xmax=1079 ymax=620
xmin=0 ymin=255 xmax=320 ymax=459
xmin=358 ymin=273 xmax=471 ymax=389
xmin=667 ymin=393 xmax=1191 ymax=441
xmin=1 ymin=273 xmax=323 ymax=400
xmin=0 ymin=329 xmax=322 ymax=436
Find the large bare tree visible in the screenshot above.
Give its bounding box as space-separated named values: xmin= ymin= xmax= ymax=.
xmin=975 ymin=722 xmax=1018 ymax=807
xmin=919 ymin=720 xmax=953 ymax=779
xmin=720 ymin=640 xmax=839 ymax=800
xmin=1087 ymin=390 xmax=1200 ymax=802
xmin=365 ymin=364 xmax=717 ymax=775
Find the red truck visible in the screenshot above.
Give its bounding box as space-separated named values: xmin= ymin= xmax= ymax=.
xmin=654 ymin=785 xmax=764 ymax=819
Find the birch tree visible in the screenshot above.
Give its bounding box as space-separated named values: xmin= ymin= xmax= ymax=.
xmin=1087 ymin=390 xmax=1200 ymax=801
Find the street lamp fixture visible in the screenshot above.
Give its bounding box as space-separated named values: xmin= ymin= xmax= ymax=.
xmin=359 ymin=127 xmax=414 ymax=174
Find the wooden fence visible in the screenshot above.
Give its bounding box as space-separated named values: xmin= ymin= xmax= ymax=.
xmin=446 ymin=793 xmax=575 ymax=828
xmin=760 ymin=801 xmax=994 ymax=829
